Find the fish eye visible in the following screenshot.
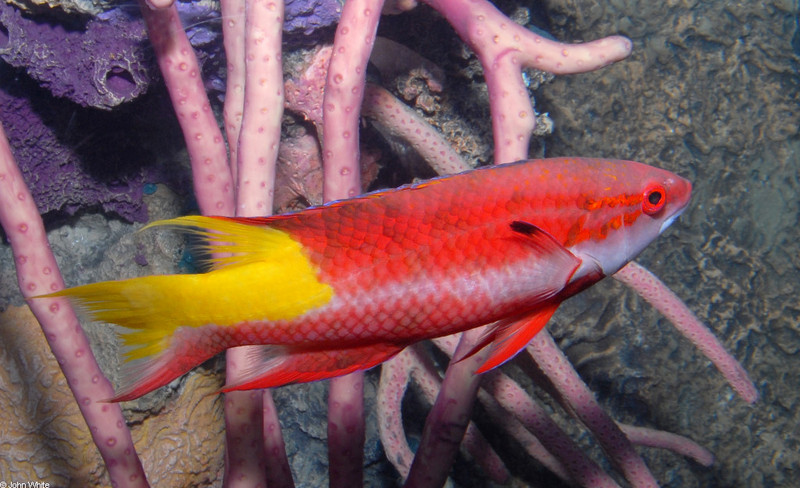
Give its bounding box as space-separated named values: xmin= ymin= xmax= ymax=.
xmin=642 ymin=184 xmax=667 ymax=215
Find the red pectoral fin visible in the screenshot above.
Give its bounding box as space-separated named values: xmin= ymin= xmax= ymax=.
xmin=475 ymin=303 xmax=560 ymax=374
xmin=509 ymin=220 xmax=582 ymax=293
xmin=460 ymin=222 xmax=579 ymax=373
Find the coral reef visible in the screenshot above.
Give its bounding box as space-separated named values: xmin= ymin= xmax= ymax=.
xmin=1 ymin=0 xmax=796 ymax=486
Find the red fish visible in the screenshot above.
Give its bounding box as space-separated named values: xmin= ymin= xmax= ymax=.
xmin=40 ymin=157 xmax=691 ymax=401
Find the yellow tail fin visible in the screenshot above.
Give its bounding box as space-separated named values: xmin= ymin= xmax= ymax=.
xmin=46 ymin=274 xmax=210 ymax=361
xmin=37 ymin=216 xmax=335 ymax=400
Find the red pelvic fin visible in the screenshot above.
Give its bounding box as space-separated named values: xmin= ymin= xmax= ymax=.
xmin=475 ymin=303 xmax=560 ymax=374
xmin=221 ymin=342 xmax=405 ymax=392
xmin=453 ymin=316 xmax=519 ymax=365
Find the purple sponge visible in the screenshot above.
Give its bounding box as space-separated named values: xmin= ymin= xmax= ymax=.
xmin=0 ymin=70 xmax=188 ymax=222
xmin=284 ymin=0 xmax=342 ymax=40
xmin=0 ymin=5 xmax=152 ymax=109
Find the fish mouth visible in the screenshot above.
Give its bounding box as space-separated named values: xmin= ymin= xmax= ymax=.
xmin=659 ymin=176 xmax=693 ymax=234
xmin=659 ymin=212 xmax=682 ymax=234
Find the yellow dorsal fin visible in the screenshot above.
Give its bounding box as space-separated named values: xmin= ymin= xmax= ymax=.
xmin=142 ymin=216 xmax=296 ymax=270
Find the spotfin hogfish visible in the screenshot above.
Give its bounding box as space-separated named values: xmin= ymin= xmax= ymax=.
xmin=40 ymin=158 xmax=691 ymax=402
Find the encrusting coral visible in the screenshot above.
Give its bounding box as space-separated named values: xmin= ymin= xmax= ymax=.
xmin=0 ymin=305 xmax=226 ymax=487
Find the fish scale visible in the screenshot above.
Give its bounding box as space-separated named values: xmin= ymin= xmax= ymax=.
xmin=38 ymin=157 xmax=692 ymax=400
xmin=277 ymin=164 xmax=578 ymax=276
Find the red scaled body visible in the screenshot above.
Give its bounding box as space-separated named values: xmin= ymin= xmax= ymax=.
xmin=43 ymin=157 xmax=691 ymax=401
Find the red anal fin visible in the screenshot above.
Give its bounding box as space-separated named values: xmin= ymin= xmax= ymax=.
xmin=475 ymin=303 xmax=560 ymax=374
xmin=221 ymin=342 xmax=405 ymax=392
xmin=109 ymin=356 xmax=199 ymax=403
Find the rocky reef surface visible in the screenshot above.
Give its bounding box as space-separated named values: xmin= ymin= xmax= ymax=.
xmin=538 ymin=1 xmax=799 ymax=487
